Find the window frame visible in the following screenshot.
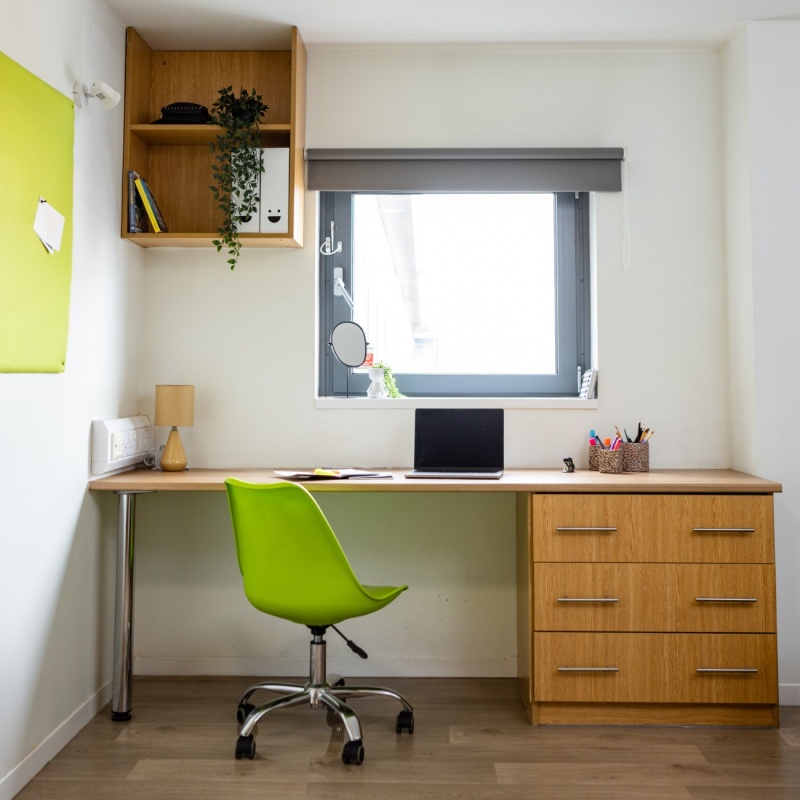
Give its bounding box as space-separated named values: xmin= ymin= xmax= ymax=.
xmin=318 ymin=190 xmax=591 ymax=398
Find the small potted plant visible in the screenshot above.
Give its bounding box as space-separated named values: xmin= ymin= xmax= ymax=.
xmin=208 ymin=87 xmax=268 ymax=269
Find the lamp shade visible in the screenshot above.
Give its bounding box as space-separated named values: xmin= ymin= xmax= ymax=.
xmin=155 ymin=385 xmax=194 ymax=427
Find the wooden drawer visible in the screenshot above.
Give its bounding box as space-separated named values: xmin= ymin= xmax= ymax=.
xmin=533 ymin=563 xmax=776 ymax=632
xmin=532 ymin=494 xmax=774 ymax=563
xmin=534 ymin=632 xmax=778 ymax=704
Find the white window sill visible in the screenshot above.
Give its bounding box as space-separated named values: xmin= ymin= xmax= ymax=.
xmin=315 ymin=397 xmax=599 ymax=410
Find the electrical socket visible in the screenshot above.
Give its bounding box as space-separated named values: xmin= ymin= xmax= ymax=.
xmin=92 ymin=416 xmax=153 ymax=475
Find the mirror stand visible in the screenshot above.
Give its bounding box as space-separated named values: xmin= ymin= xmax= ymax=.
xmin=329 ymin=321 xmax=368 ymax=398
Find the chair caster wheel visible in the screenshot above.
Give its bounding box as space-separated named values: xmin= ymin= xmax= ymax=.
xmin=235 ymin=735 xmax=256 ymax=760
xmin=342 ymin=739 xmax=365 ymax=765
xmin=396 ymin=710 xmax=415 ymax=734
xmin=237 ymin=703 xmax=255 ymax=724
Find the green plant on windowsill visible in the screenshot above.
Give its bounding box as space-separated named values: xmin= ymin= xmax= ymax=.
xmin=208 ymin=87 xmax=268 ymax=269
xmin=375 ymin=360 xmax=405 ymax=398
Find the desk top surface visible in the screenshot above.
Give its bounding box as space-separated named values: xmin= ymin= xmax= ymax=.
xmin=88 ymin=468 xmax=782 ymax=494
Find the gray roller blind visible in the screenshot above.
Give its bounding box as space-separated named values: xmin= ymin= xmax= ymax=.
xmin=306 ymin=148 xmax=624 ymax=192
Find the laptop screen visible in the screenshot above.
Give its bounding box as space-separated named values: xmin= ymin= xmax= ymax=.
xmin=413 ymin=409 xmax=504 ymax=472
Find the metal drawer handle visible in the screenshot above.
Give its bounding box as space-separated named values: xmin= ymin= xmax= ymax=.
xmin=692 ymin=527 xmax=755 ymax=534
xmin=695 ymin=597 xmax=758 ymax=603
xmin=557 ymin=597 xmax=620 ymax=603
xmin=696 ymin=667 xmax=759 ymax=674
xmin=558 ymin=666 xmax=620 ymax=673
xmin=555 ymin=527 xmax=617 ymax=532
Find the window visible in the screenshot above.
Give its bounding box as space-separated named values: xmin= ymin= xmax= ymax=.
xmin=318 ymin=190 xmax=591 ymax=398
xmin=310 ymin=147 xmax=623 ymax=399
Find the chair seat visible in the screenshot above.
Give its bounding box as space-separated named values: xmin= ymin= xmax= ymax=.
xmin=227 ymin=478 xmax=408 ymax=626
xmin=260 ymin=582 xmax=408 ymax=626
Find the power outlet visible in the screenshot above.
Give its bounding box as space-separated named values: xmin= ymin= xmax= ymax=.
xmin=92 ymin=416 xmax=153 ymax=475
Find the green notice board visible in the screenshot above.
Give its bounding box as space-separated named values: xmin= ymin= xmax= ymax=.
xmin=0 ymin=50 xmax=73 ymax=372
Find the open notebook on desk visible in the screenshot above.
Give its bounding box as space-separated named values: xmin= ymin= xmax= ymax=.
xmin=405 ymin=408 xmax=504 ymax=479
xmin=275 ymin=469 xmax=393 ymax=481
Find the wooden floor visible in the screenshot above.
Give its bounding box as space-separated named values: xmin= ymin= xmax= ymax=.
xmin=16 ymin=677 xmax=800 ymax=799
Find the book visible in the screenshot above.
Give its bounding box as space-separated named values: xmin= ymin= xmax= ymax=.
xmin=127 ymin=171 xmax=146 ymax=233
xmin=134 ymin=176 xmax=168 ymax=233
xmin=274 ymin=469 xmax=393 ymax=481
xmin=579 ymin=368 xmax=598 ymax=399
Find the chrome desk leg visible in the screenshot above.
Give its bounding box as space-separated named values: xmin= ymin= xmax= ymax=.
xmin=111 ymin=491 xmax=151 ymax=721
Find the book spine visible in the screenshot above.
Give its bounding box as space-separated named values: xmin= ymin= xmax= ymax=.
xmin=127 ymin=171 xmax=143 ymax=233
xmin=134 ymin=178 xmax=161 ymax=233
xmin=138 ymin=178 xmax=168 ymax=233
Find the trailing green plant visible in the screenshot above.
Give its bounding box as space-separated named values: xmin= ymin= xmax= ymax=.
xmin=374 ymin=360 xmax=405 ymax=398
xmin=208 ymin=86 xmax=268 ymax=269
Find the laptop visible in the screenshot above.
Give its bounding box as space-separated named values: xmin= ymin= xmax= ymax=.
xmin=406 ymin=408 xmax=504 ymax=479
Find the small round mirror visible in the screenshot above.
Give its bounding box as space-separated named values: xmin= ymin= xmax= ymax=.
xmin=329 ymin=321 xmax=367 ymax=368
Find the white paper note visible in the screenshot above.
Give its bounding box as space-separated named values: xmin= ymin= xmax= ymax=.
xmin=34 ymin=197 xmax=65 ymax=254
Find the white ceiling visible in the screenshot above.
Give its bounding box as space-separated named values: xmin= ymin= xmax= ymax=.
xmin=103 ymin=0 xmax=800 ymax=51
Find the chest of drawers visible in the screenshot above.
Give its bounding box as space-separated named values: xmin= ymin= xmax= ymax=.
xmin=517 ymin=492 xmax=779 ymax=726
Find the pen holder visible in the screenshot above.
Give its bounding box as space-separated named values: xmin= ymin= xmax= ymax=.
xmin=621 ymin=442 xmax=650 ymax=472
xmin=598 ymin=449 xmax=623 ymax=474
xmin=589 ymin=444 xmax=601 ymax=471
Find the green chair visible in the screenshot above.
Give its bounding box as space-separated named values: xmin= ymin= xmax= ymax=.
xmin=225 ymin=478 xmax=414 ymax=765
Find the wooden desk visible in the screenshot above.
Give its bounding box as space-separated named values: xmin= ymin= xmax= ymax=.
xmin=89 ymin=468 xmax=781 ymax=724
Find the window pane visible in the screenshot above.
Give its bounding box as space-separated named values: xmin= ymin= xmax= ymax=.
xmin=351 ymin=194 xmax=556 ymax=375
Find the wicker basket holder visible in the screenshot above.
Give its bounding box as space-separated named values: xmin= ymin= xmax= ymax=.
xmin=598 ymin=449 xmax=623 ymax=474
xmin=621 ymin=442 xmax=650 ymax=472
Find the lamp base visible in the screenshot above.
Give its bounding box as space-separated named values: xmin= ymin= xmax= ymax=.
xmin=161 ymin=427 xmax=187 ymax=471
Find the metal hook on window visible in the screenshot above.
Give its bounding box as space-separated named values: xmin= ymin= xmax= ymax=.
xmin=320 ymin=220 xmax=342 ymax=256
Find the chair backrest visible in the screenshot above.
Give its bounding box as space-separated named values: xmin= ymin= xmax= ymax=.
xmin=225 ymin=478 xmax=373 ymax=626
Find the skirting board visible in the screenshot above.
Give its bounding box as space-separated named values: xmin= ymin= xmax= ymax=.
xmin=0 ymin=681 xmax=112 ymax=800
xmin=780 ymin=683 xmax=800 ymax=706
xmin=134 ymin=656 xmax=517 ymax=678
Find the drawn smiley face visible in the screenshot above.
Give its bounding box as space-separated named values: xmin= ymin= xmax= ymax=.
xmin=266 ymin=209 xmax=282 ymax=224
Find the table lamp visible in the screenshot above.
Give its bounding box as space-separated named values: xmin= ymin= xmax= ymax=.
xmin=155 ymin=384 xmax=194 ymax=472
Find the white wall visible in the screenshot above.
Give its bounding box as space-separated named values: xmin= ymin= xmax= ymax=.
xmin=133 ymin=47 xmax=736 ymax=681
xmin=144 ymin=47 xmax=729 ymax=469
xmin=722 ymin=30 xmax=757 ymax=475
xmin=728 ymin=22 xmax=800 ymax=705
xmin=0 ymin=1 xmax=142 ymax=797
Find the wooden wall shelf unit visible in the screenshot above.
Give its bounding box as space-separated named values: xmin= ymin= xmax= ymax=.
xmin=121 ymin=27 xmax=306 ymax=248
